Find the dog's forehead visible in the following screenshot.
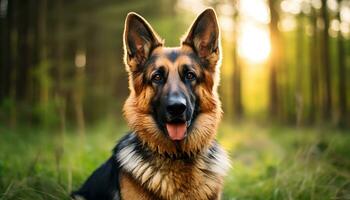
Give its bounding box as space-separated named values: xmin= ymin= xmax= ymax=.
xmin=151 ymin=46 xmax=195 ymax=68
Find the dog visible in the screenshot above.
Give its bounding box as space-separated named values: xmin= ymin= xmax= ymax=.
xmin=71 ymin=8 xmax=230 ymax=200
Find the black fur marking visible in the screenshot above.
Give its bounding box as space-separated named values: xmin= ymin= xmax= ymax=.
xmin=207 ymin=141 xmax=219 ymax=159
xmin=71 ymin=157 xmax=121 ymax=200
xmin=143 ymin=54 xmax=158 ymax=70
xmin=189 ymin=97 xmax=201 ymax=129
xmin=166 ymin=50 xmax=180 ymax=62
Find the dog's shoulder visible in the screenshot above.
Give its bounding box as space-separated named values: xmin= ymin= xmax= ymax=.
xmin=71 ymin=132 xmax=137 ymax=200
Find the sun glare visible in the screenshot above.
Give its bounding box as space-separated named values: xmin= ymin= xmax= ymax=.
xmin=238 ymin=23 xmax=271 ymax=63
xmin=238 ymin=0 xmax=271 ymax=63
xmin=240 ymin=0 xmax=270 ymax=24
xmin=178 ymin=0 xmax=272 ymax=62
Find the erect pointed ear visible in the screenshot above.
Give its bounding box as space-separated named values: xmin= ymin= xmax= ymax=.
xmin=182 ymin=8 xmax=220 ymax=59
xmin=123 ymin=12 xmax=163 ymax=72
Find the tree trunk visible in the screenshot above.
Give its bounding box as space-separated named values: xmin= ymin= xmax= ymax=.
xmin=268 ymin=0 xmax=280 ymax=119
xmin=336 ymin=0 xmax=347 ymax=127
xmin=296 ymin=14 xmax=304 ymax=126
xmin=232 ymin=46 xmax=243 ymax=118
xmin=35 ymin=0 xmax=52 ymax=127
xmin=309 ymin=7 xmax=320 ymax=124
xmin=53 ymin=0 xmax=67 ymax=133
xmin=17 ymin=0 xmax=31 ymax=101
xmin=8 ymin=0 xmax=18 ymax=128
xmin=0 ymin=0 xmax=10 ymax=101
xmin=232 ymin=0 xmax=243 ymax=119
xmin=321 ymin=0 xmax=332 ymax=120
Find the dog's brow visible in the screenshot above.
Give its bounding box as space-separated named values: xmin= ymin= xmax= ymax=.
xmin=144 ymin=54 xmax=158 ymax=67
xmin=187 ymin=52 xmax=201 ymax=64
xmin=166 ymin=51 xmax=181 ymax=62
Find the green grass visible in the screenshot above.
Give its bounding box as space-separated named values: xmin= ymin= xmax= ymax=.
xmin=0 ymin=120 xmax=349 ymax=200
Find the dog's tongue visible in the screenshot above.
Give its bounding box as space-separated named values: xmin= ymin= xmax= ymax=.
xmin=166 ymin=123 xmax=187 ymax=141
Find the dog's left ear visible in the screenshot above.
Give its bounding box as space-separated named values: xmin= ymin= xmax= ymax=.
xmin=182 ymin=8 xmax=220 ymax=60
xmin=123 ymin=13 xmax=163 ymax=72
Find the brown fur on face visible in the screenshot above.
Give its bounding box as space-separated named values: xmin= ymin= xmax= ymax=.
xmin=122 ymin=9 xmax=222 ymax=156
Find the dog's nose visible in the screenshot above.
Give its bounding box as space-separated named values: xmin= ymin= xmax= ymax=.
xmin=166 ymin=96 xmax=187 ymax=117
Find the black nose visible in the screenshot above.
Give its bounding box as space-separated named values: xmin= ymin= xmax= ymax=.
xmin=166 ymin=96 xmax=187 ymax=117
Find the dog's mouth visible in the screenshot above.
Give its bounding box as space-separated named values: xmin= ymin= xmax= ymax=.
xmin=165 ymin=119 xmax=191 ymax=141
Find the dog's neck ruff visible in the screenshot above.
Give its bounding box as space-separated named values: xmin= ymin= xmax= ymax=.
xmin=115 ymin=132 xmax=231 ymax=199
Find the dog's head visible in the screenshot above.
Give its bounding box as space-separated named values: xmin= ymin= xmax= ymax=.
xmin=123 ymin=8 xmax=222 ymax=154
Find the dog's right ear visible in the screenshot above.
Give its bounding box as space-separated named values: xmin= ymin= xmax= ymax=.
xmin=123 ymin=13 xmax=163 ymax=72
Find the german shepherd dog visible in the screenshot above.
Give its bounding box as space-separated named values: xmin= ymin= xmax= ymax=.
xmin=72 ymin=8 xmax=230 ymax=200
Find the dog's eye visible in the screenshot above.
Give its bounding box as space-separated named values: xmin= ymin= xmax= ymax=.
xmin=152 ymin=73 xmax=163 ymax=83
xmin=185 ymin=72 xmax=196 ymax=81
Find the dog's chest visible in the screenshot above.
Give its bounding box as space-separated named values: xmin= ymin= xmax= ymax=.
xmin=120 ymin=162 xmax=221 ymax=200
xmin=116 ymin=137 xmax=230 ymax=200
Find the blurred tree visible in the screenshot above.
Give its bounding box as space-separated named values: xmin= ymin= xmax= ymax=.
xmin=52 ymin=0 xmax=67 ymax=133
xmin=5 ymin=0 xmax=19 ymax=127
xmin=336 ymin=0 xmax=347 ymax=127
xmin=232 ymin=0 xmax=243 ymax=119
xmin=37 ymin=0 xmax=52 ymax=126
xmin=296 ymin=11 xmax=305 ymax=126
xmin=268 ymin=0 xmax=281 ymax=119
xmin=7 ymin=0 xmax=19 ymax=127
xmin=0 ymin=0 xmax=10 ymax=101
xmin=17 ymin=0 xmax=35 ymax=105
xmin=320 ymin=0 xmax=332 ymax=120
xmin=308 ymin=5 xmax=321 ymax=123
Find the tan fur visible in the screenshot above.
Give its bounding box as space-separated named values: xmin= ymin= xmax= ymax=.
xmin=120 ymin=172 xmax=158 ymax=200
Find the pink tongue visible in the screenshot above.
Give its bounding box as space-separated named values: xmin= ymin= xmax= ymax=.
xmin=166 ymin=123 xmax=187 ymax=141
